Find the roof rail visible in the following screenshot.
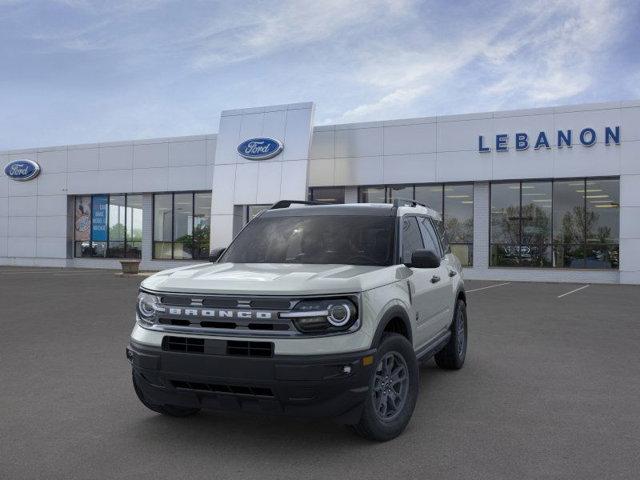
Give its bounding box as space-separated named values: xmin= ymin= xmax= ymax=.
xmin=269 ymin=200 xmax=327 ymax=210
xmin=392 ymin=198 xmax=429 ymax=209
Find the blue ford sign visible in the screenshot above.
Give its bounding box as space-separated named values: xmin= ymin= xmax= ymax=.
xmin=4 ymin=159 xmax=41 ymax=181
xmin=237 ymin=137 xmax=283 ymax=160
xmin=478 ymin=126 xmax=620 ymax=152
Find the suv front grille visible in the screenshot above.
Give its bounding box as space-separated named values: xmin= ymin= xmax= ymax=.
xmin=162 ymin=336 xmax=274 ymax=357
xmin=162 ymin=336 xmax=204 ymax=353
xmin=151 ymin=294 xmax=298 ymax=336
xmin=171 ymin=380 xmax=274 ymax=397
xmin=226 ymin=340 xmax=273 ymax=357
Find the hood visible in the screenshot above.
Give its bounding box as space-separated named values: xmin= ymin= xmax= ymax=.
xmin=142 ymin=262 xmax=405 ymax=296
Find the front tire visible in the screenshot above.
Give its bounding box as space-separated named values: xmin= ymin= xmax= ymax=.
xmin=132 ymin=372 xmax=200 ymax=417
xmin=353 ymin=333 xmax=419 ymax=441
xmin=434 ymin=299 xmax=467 ymax=370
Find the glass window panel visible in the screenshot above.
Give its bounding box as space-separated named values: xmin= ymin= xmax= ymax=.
xmin=418 ymin=217 xmax=441 ymax=256
xmin=553 ymin=244 xmax=586 ymax=268
xmin=74 ymin=242 xmax=92 ymax=258
xmin=107 ymin=195 xmax=125 ymax=258
xmin=310 ymin=187 xmax=345 ymax=204
xmin=92 ymin=241 xmax=107 ymax=258
xmin=126 ymin=194 xmax=143 ymax=258
xmin=520 ymin=181 xmax=552 ymax=267
xmin=173 ymin=193 xmax=193 ymax=259
xmin=193 ymin=193 xmax=212 ymax=260
xmin=415 ymin=185 xmax=443 ymax=214
xmin=387 ymin=185 xmax=414 ymax=203
xmin=553 ymin=180 xmax=586 ymax=245
xmin=432 ymin=218 xmax=450 ymax=254
xmin=359 ymin=187 xmax=385 ymax=203
xmin=107 ymin=241 xmax=125 ymax=258
xmin=401 ymin=217 xmax=424 ymax=264
xmin=154 ymin=242 xmax=172 ymax=260
xmin=154 ymin=194 xmax=172 ymax=242
xmin=451 ymin=244 xmax=473 ymax=267
xmin=444 ymin=184 xmax=473 ymax=243
xmin=584 ymin=244 xmax=619 ymax=269
xmin=491 ymin=244 xmax=520 ymax=267
xmin=585 ymin=179 xmax=619 ymax=244
xmin=491 ymin=183 xmax=520 ymax=245
xmin=108 ymin=195 xmax=126 ymax=242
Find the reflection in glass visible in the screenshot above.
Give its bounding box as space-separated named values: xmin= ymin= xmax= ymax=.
xmin=310 ymin=187 xmax=345 ymax=204
xmin=388 ymin=185 xmax=414 ymax=203
xmin=444 ymin=184 xmax=473 ymax=243
xmin=359 ymin=187 xmax=386 ymax=203
xmin=520 ymin=181 xmax=552 ymax=267
xmin=490 ymin=178 xmax=620 ymax=269
xmin=553 ymin=180 xmax=585 ymax=245
xmin=193 ymin=193 xmax=212 ymax=260
xmin=153 ymin=194 xmax=173 ymax=259
xmin=491 ymin=183 xmax=520 ymax=245
xmin=586 ymin=179 xmax=619 ymax=245
xmin=173 ymin=193 xmax=193 ymax=259
xmin=107 ymin=195 xmax=126 ymax=257
xmin=415 ymin=185 xmax=443 ymax=214
xmin=126 ymin=195 xmax=143 ymax=258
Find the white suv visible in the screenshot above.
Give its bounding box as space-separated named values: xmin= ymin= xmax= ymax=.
xmin=127 ymin=199 xmax=467 ymax=441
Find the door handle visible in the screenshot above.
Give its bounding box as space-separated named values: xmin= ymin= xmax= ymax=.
xmin=430 ymin=275 xmax=441 ymax=283
xmin=448 ymin=270 xmax=457 ymax=277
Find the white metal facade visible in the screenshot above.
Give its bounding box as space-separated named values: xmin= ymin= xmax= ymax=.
xmin=1 ymin=100 xmax=639 ymax=284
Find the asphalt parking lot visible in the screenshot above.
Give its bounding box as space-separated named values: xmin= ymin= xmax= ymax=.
xmin=1 ymin=268 xmax=639 ymax=480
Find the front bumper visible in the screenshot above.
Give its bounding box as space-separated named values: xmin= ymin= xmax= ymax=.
xmin=127 ymin=340 xmax=376 ymax=423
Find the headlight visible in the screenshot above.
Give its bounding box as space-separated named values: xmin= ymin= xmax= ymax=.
xmin=281 ymin=298 xmax=359 ymax=334
xmin=136 ymin=291 xmax=162 ymax=326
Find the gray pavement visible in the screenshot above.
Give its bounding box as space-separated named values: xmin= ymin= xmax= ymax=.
xmin=1 ymin=267 xmax=639 ymax=479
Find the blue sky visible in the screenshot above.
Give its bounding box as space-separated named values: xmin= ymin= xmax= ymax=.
xmin=1 ymin=0 xmax=639 ymax=150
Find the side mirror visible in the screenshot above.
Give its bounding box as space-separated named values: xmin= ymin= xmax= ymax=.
xmin=407 ymin=249 xmax=440 ymax=269
xmin=208 ymin=247 xmax=226 ymax=263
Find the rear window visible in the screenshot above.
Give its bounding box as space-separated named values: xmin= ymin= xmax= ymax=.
xmin=220 ymin=215 xmax=396 ymax=266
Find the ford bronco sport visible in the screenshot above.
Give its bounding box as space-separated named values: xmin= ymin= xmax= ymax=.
xmin=127 ymin=199 xmax=467 ymax=441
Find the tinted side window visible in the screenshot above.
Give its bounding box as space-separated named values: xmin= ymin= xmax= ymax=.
xmin=432 ymin=218 xmax=451 ymax=254
xmin=401 ymin=217 xmax=424 ymax=264
xmin=419 ymin=217 xmax=442 ymax=257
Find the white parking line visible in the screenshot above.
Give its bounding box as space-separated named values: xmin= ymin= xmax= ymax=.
xmin=466 ymin=282 xmax=511 ymax=293
xmin=557 ymin=284 xmax=590 ymax=298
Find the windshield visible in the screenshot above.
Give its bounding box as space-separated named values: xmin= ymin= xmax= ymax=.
xmin=220 ymin=215 xmax=396 ymax=266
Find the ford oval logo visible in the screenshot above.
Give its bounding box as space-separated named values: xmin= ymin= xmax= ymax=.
xmin=4 ymin=159 xmax=41 ymax=181
xmin=237 ymin=137 xmax=283 ymax=160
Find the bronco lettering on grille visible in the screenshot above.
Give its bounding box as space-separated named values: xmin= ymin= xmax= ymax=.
xmin=163 ymin=307 xmax=274 ymax=320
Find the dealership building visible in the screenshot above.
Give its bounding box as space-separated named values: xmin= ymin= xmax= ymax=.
xmin=1 ymin=100 xmax=639 ymax=284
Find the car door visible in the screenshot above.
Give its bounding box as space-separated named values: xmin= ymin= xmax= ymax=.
xmin=419 ymin=216 xmax=454 ymax=333
xmin=400 ymin=216 xmax=443 ymax=346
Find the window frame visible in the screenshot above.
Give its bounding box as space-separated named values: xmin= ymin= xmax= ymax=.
xmin=418 ymin=216 xmax=444 ymax=258
xmin=399 ymin=215 xmax=425 ymax=265
xmin=151 ymin=191 xmax=212 ymax=260
xmin=73 ymin=193 xmax=143 ymax=259
xmin=308 ymin=186 xmax=346 ymax=204
xmin=489 ymin=177 xmax=620 ymax=269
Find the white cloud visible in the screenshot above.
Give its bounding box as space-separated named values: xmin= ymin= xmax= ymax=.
xmin=481 ymin=0 xmax=621 ymax=105
xmin=191 ymin=0 xmax=415 ymax=69
xmin=334 ymin=0 xmax=625 ymax=122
